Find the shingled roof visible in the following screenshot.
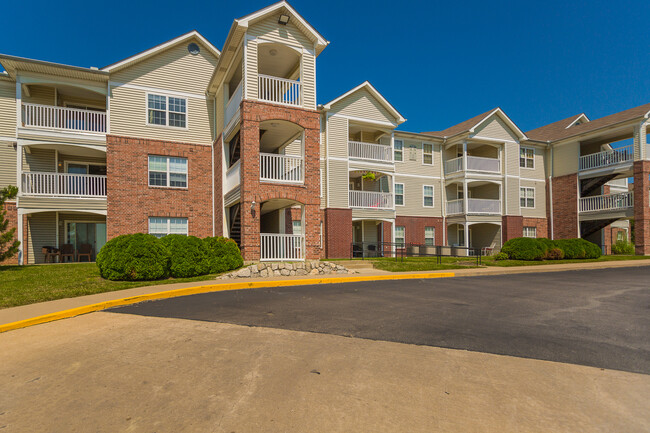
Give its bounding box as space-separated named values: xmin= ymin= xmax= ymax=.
xmin=422 ymin=109 xmax=499 ymax=138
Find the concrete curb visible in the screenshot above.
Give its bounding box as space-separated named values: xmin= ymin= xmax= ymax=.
xmin=0 ymin=272 xmax=455 ymax=334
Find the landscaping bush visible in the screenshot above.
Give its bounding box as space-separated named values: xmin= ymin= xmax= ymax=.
xmin=546 ymin=247 xmax=565 ymax=260
xmin=494 ymin=252 xmax=508 ymax=261
xmin=611 ymin=240 xmax=634 ymax=255
xmin=580 ymin=239 xmax=602 ymax=259
xmin=501 ymin=237 xmax=545 ymax=261
xmin=96 ymin=233 xmax=171 ymax=281
xmin=553 ymin=239 xmax=584 ymax=259
xmin=160 ymin=234 xmax=211 ymax=278
xmin=203 ymin=236 xmax=244 ymax=273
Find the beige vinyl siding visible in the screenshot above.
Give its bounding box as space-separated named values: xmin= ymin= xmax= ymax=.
xmin=362 ymin=220 xmax=379 ymax=243
xmin=351 ymin=209 xmax=395 ymax=220
xmin=503 ymin=142 xmax=519 ymax=177
xmin=474 ymin=117 xmax=518 ymax=142
xmin=330 ymin=88 xmax=396 ymax=125
xmin=300 ymin=51 xmax=316 ymax=109
xmin=244 ymin=38 xmax=258 ymax=101
xmin=19 ymin=196 xmax=106 ymax=211
xmin=0 ymin=81 xmax=16 ymax=136
xmin=328 ymin=160 xmax=348 ymax=208
xmin=26 ymin=212 xmax=56 ymax=264
xmin=57 ymin=153 xmax=106 ymax=172
xmin=394 ymin=177 xmax=443 ymax=217
xmin=22 ymin=85 xmax=55 ymax=106
xmin=110 ymin=86 xmax=213 ymax=145
xmin=248 ymin=15 xmax=313 ymax=49
xmin=327 ymin=115 xmax=348 ymax=159
xmin=506 ymin=178 xmax=519 ymax=215
xmin=18 ymin=133 xmax=106 ymax=147
xmin=394 ymin=138 xmax=441 ymax=177
xmin=0 ymin=142 xmax=17 ymax=189
xmin=520 ymin=179 xmax=546 ymax=218
xmin=23 ymin=148 xmax=55 ymax=172
xmin=283 ymin=138 xmax=302 ymax=156
xmin=215 ymin=87 xmax=224 ymax=139
xmin=519 ymin=145 xmax=546 ymax=179
xmin=111 ymin=41 xmax=218 ymax=95
xmin=471 ymin=223 xmax=502 ymax=250
xmin=552 ymin=142 xmax=579 ymax=176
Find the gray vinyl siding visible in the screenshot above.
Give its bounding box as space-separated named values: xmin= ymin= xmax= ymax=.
xmin=0 ymin=141 xmax=17 ymax=189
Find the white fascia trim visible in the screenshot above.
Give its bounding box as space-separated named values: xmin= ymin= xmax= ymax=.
xmin=109 ymin=81 xmax=206 ymax=100
xmin=102 ymin=31 xmax=220 ymax=72
xmin=328 ymin=113 xmax=397 ymax=128
xmin=565 ymin=113 xmax=590 ymax=129
xmin=470 ymin=135 xmax=517 ymax=144
xmin=19 ymin=208 xmax=107 ymax=216
xmin=505 ymin=174 xmax=546 ymax=183
xmin=469 ymin=108 xmax=528 ymax=141
xmin=236 ymin=1 xmax=329 ymax=47
xmin=17 ymin=127 xmax=106 ymax=142
xmin=394 ymin=172 xmax=442 ymax=180
xmin=321 ymin=82 xmax=406 ymax=124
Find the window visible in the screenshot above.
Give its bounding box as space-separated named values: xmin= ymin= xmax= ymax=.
xmin=395 ymin=226 xmax=405 ymax=247
xmin=520 ymin=187 xmax=535 ymax=208
xmin=616 ymin=230 xmax=626 ymax=242
xmin=394 ymin=139 xmax=403 ymax=162
xmin=149 ymin=217 xmax=188 ymax=238
xmin=520 ymin=147 xmax=534 ymax=168
xmin=423 ymin=185 xmax=434 ymax=207
xmin=148 ymin=156 xmax=188 ymax=188
xmin=147 ymin=94 xmax=187 ymax=128
xmin=292 ymin=220 xmax=303 ymax=235
xmin=422 ymin=143 xmax=433 ymax=165
xmin=395 ymin=183 xmax=404 ymax=206
xmin=523 ymin=226 xmax=537 ymax=238
xmin=425 ymin=227 xmax=435 ymax=246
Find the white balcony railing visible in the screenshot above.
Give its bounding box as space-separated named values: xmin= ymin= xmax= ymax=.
xmin=446 ymin=199 xmax=464 ymax=215
xmin=467 ymin=198 xmax=501 ymax=214
xmin=259 ymin=153 xmax=304 ymax=183
xmin=579 ymin=145 xmax=634 ymax=171
xmin=348 ymin=141 xmax=393 ymax=163
xmin=444 ymin=156 xmax=500 ymax=174
xmin=224 ymin=160 xmax=241 ymax=193
xmin=22 ymin=172 xmax=107 ymax=197
xmin=258 ymin=74 xmax=302 ymax=107
xmin=349 ymin=190 xmax=393 ymax=209
xmin=579 ymin=191 xmax=634 ymax=213
xmin=260 ymin=233 xmax=305 ymax=261
xmin=224 ymin=81 xmax=243 ymax=128
xmin=22 ymin=103 xmax=106 ymax=133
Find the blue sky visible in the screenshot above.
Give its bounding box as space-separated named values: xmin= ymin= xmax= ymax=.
xmin=2 ymin=0 xmax=649 ymax=133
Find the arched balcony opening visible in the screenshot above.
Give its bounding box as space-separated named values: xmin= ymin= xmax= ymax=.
xmin=259 ymin=198 xmax=305 ymax=261
xmin=257 ymin=42 xmax=302 ymax=106
xmin=259 ymin=119 xmax=304 ymax=184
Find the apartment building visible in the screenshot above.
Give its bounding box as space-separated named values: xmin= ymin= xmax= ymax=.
xmin=0 ymin=1 xmax=648 ymax=265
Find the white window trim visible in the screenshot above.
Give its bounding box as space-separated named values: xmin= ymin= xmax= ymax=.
xmin=63 ymin=160 xmax=107 ymax=173
xmin=422 ymin=184 xmax=434 ymax=207
xmin=422 ymin=142 xmax=434 ymax=166
xmin=523 ymin=226 xmax=537 ymax=238
xmin=425 ymin=226 xmax=435 ymax=245
xmin=395 ymin=226 xmax=405 ymax=246
xmin=148 ymin=155 xmax=188 ymax=189
xmin=520 ymin=147 xmax=535 ymax=169
xmin=395 ymin=182 xmax=405 ymax=206
xmin=145 ymin=92 xmax=189 ymax=130
xmin=394 ymin=139 xmax=404 ymax=163
xmin=148 ymin=217 xmax=189 ymax=237
xmin=520 ymin=187 xmax=535 ymax=209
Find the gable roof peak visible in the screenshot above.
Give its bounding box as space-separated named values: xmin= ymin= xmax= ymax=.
xmin=320 ymin=81 xmax=406 ymax=124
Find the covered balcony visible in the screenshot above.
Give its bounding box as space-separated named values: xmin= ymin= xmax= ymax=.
xmin=259 ymin=199 xmax=305 ymax=261
xmin=257 ymin=42 xmax=302 ymax=107
xmin=445 ymin=181 xmax=501 ymax=216
xmin=258 ymin=120 xmax=304 ymax=184
xmin=347 ymin=122 xmax=393 ymax=163
xmin=443 ymin=142 xmax=501 ymax=175
xmin=348 ymin=170 xmax=393 ymax=210
xmin=579 ymin=142 xmax=634 ymax=172
xmin=579 ymin=191 xmax=634 ymax=213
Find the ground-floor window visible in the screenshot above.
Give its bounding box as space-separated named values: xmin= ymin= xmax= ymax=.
xmin=395 ymin=226 xmax=405 ymax=247
xmin=523 ymin=226 xmax=537 ymax=238
xmin=425 ymin=227 xmax=435 ymax=246
xmin=148 ymin=217 xmax=188 ymax=238
xmin=616 ymin=230 xmax=627 ymax=242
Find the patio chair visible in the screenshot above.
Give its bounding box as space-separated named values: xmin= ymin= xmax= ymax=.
xmin=60 ymin=244 xmax=75 ymax=262
xmin=77 ymin=244 xmax=93 ymax=262
xmin=42 ymin=246 xmax=60 ymax=263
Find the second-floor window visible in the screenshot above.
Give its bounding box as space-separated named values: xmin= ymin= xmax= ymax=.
xmin=394 ymin=140 xmax=403 ymax=162
xmin=147 ymin=94 xmax=187 ymax=128
xmin=149 ymin=155 xmax=188 ymax=188
xmin=423 ymin=185 xmax=434 ymax=207
xmin=425 ymin=227 xmax=435 ymax=246
xmin=520 ymin=187 xmax=535 ymax=208
xmin=395 ymin=183 xmax=405 ymax=206
xmin=149 ymin=217 xmax=188 ymax=238
xmin=422 ymin=143 xmax=433 ymax=165
xmin=520 ymin=147 xmax=534 ymax=168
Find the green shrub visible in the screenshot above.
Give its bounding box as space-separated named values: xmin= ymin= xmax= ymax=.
xmin=203 ymin=236 xmax=244 ymax=273
xmin=501 ymin=237 xmax=545 ymax=261
xmin=553 ymin=238 xmax=601 ymax=259
xmin=580 ymin=239 xmax=602 ymax=259
xmin=160 ymin=235 xmax=211 ymax=278
xmin=611 ymin=240 xmax=634 ymax=255
xmin=495 ymin=252 xmax=508 ymax=261
xmin=96 ymin=233 xmax=171 ymax=281
xmin=546 ymin=247 xmax=565 ymax=260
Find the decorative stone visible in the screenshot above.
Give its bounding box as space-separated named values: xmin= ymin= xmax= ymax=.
xmin=309 ymin=268 xmax=319 ymax=275
xmin=281 ymin=269 xmax=290 ymax=276
xmin=296 ymin=269 xmax=307 ymax=276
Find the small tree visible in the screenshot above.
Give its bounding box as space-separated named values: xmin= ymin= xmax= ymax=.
xmin=0 ymin=186 xmax=20 ymax=262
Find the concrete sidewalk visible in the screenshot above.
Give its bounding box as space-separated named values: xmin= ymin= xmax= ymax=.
xmin=1 ymin=259 xmax=649 ymax=328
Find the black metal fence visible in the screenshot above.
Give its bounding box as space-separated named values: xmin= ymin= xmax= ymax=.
xmin=351 ymin=241 xmax=483 ymax=266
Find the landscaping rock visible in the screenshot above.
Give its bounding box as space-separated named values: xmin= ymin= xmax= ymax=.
xmin=218 ymin=261 xmax=357 ymax=279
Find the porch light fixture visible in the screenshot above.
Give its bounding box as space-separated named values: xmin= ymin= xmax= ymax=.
xmin=278 ymin=14 xmax=290 ymax=25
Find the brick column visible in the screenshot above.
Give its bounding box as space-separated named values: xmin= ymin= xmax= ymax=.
xmin=501 ymin=215 xmax=523 ymax=241
xmin=324 ymin=208 xmax=352 ymax=258
xmin=633 ymin=160 xmax=650 ymax=255
xmin=550 ymin=173 xmax=579 ymax=239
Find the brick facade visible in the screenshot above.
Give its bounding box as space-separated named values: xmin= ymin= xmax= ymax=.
xmin=238 ymin=101 xmax=321 ymax=261
xmin=522 ymin=217 xmax=548 ymax=239
xmin=106 ymin=135 xmax=213 ymax=239
xmin=395 ymin=216 xmax=444 ymax=245
xmin=502 ymin=215 xmax=523 ymax=242
xmin=0 ymin=201 xmax=19 ymax=265
xmin=550 ymin=173 xmax=579 ymax=239
xmin=633 ymin=160 xmax=650 ymax=255
xmin=324 ymin=208 xmax=352 ymax=258
xmin=213 ymin=134 xmax=224 ymax=237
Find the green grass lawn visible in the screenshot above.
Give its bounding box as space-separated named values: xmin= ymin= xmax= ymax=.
xmin=371 ymin=255 xmax=650 ymax=272
xmin=0 ymin=263 xmax=220 ymax=309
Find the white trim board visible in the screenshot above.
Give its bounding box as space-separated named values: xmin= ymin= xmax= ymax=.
xmin=109 ymin=81 xmax=206 ymax=100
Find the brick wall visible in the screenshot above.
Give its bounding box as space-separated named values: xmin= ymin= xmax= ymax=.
xmin=213 ymin=134 xmax=224 ymax=237
xmin=238 ymin=101 xmax=321 ymax=261
xmin=324 ymin=208 xmax=352 ymax=258
xmin=633 ymin=160 xmax=650 ymax=255
xmin=550 ymin=173 xmax=579 ymax=239
xmin=502 ymin=215 xmax=523 ymax=241
xmin=395 ymin=216 xmax=444 ymax=245
xmin=522 ymin=217 xmax=548 ymax=239
xmin=106 ymin=135 xmax=213 ymax=239
xmin=0 ymin=201 xmax=19 ymax=265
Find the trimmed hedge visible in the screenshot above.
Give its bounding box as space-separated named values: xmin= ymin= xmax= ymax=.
xmin=203 ymin=236 xmax=244 ymax=273
xmin=160 ymin=234 xmax=212 ymax=278
xmin=501 ymin=237 xmax=601 ymax=261
xmin=611 ymin=240 xmax=634 ymax=255
xmin=96 ymin=233 xmax=171 ymax=281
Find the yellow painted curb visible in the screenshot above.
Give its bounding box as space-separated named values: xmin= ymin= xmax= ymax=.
xmin=0 ymin=272 xmax=454 ymax=334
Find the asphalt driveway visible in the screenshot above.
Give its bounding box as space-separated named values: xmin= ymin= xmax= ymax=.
xmin=110 ymin=266 xmax=650 ymax=374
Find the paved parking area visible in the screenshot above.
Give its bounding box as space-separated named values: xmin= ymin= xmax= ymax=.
xmin=110 ymin=266 xmax=650 ymax=374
